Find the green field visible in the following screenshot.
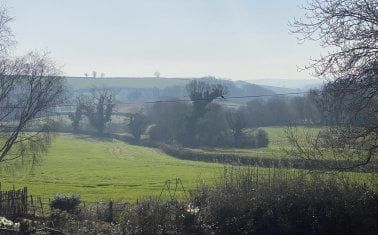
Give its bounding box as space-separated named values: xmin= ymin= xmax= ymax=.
xmin=187 ymin=127 xmax=315 ymax=159
xmin=0 ymin=128 xmax=375 ymax=203
xmin=189 ymin=127 xmax=377 ymax=164
xmin=0 ymin=134 xmax=224 ymax=202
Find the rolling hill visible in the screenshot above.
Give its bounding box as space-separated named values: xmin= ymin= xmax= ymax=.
xmin=65 ymin=77 xmax=298 ymax=104
xmin=66 ymin=76 xmax=191 ymax=90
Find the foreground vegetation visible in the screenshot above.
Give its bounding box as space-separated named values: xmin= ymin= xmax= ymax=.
xmin=122 ymin=169 xmax=377 ymax=235
xmin=16 ymin=168 xmax=378 ymax=234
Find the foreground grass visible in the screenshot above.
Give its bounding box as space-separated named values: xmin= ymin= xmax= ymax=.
xmin=0 ymin=134 xmax=224 ymax=202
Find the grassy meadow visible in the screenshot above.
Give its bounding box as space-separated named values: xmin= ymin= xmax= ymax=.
xmin=187 ymin=126 xmax=317 ymax=159
xmin=0 ymin=127 xmax=375 ymax=203
xmin=0 ymin=134 xmax=223 ymax=202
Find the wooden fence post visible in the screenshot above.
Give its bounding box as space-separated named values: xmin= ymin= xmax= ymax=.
xmin=108 ymin=200 xmax=113 ymax=222
xmin=0 ymin=187 xmax=28 ymax=219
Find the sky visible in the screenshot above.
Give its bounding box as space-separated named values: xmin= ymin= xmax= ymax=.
xmin=3 ymin=0 xmax=324 ymax=80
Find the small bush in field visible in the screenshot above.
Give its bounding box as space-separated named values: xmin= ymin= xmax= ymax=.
xmin=255 ymin=129 xmax=269 ymax=147
xmin=50 ymin=194 xmax=81 ymax=213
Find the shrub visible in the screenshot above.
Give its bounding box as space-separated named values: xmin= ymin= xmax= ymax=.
xmin=255 ymin=129 xmax=269 ymax=147
xmin=189 ymin=168 xmax=378 ymax=234
xmin=234 ymin=128 xmax=269 ymax=148
xmin=120 ymin=198 xmax=201 ymax=235
xmin=50 ymin=194 xmax=81 ymax=213
xmin=49 ymin=208 xmax=122 ymax=233
xmin=116 ymin=168 xmax=378 ymax=234
xmin=79 ymin=201 xmax=128 ymax=223
xmin=237 ymin=131 xmax=256 ymax=147
xmin=48 ymin=209 xmax=74 ymax=229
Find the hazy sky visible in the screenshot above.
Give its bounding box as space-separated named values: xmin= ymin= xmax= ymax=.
xmin=4 ymin=0 xmax=324 ymax=80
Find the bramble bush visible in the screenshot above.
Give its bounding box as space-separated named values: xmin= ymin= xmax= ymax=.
xmin=50 ymin=194 xmax=81 ymax=213
xmin=120 ymin=198 xmax=201 ymax=234
xmin=118 ymin=168 xmax=378 ymax=234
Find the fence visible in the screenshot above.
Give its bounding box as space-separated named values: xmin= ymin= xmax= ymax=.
xmin=0 ymin=187 xmax=49 ymax=219
xmin=0 ymin=187 xmax=28 ymax=219
xmin=28 ymin=194 xmax=50 ymax=217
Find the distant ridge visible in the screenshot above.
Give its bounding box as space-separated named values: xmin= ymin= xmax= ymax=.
xmin=65 ymin=76 xmax=305 ymax=100
xmin=66 ymin=76 xmax=191 ymax=89
xmin=249 ymin=78 xmax=324 ymax=90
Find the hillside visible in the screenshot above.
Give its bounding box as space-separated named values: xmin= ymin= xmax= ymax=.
xmin=258 ymin=85 xmax=299 ymax=94
xmin=250 ymin=79 xmax=324 ymax=90
xmin=67 ymin=77 xmax=296 ymax=103
xmin=66 ymin=77 xmax=191 ymax=90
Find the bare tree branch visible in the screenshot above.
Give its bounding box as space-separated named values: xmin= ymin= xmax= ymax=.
xmin=0 ymin=52 xmax=65 ymax=166
xmin=289 ymin=0 xmax=377 ymax=170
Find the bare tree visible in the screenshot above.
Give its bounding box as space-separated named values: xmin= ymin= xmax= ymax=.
xmin=128 ymin=111 xmax=148 ymax=142
xmin=226 ymin=110 xmax=247 ymax=146
xmin=288 ymin=0 xmax=377 ymax=170
xmin=186 ymin=78 xmax=228 ymax=117
xmin=81 ymin=89 xmax=115 ymax=136
xmin=0 ymin=5 xmax=65 ymax=169
xmin=0 ymin=52 xmax=65 ymax=166
xmin=68 ymin=96 xmax=84 ymax=133
xmin=0 ymin=5 xmax=14 ymax=56
xmin=184 ymin=78 xmax=228 ymax=146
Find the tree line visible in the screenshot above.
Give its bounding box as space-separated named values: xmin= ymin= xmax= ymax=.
xmin=67 ymin=79 xmax=326 ymax=148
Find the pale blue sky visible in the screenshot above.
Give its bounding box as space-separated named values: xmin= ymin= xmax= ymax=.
xmin=4 ymin=0 xmax=323 ymax=80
